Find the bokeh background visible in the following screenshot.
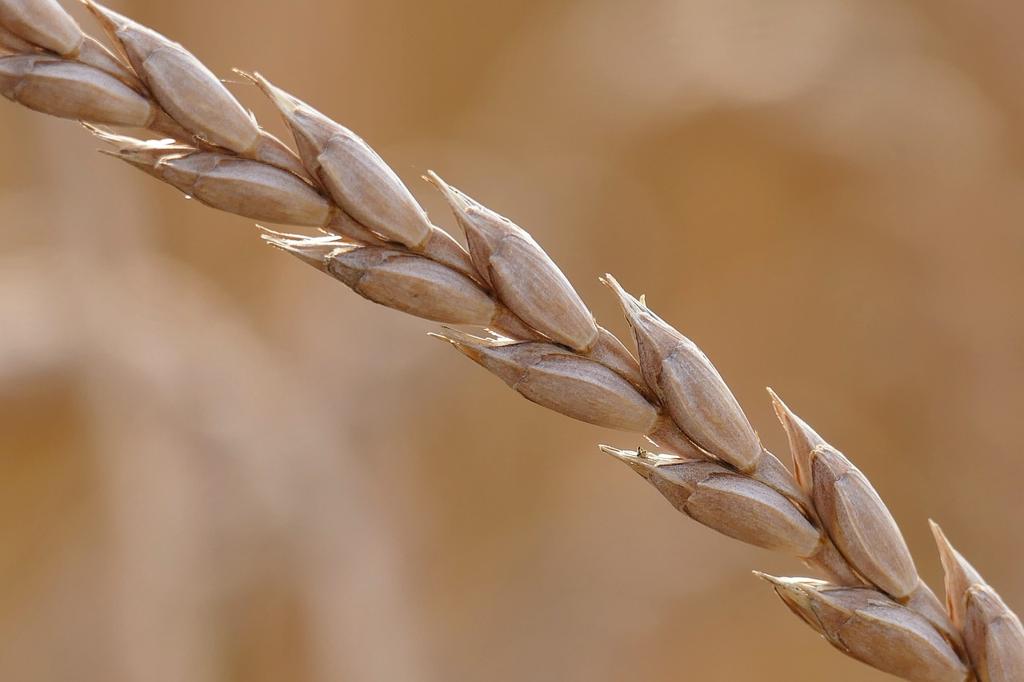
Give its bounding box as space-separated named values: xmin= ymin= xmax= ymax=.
xmin=2 ymin=0 xmax=1023 ymax=680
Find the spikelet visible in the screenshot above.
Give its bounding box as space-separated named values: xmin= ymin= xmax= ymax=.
xmin=809 ymin=444 xmax=919 ymax=598
xmin=267 ymin=236 xmax=506 ymax=327
xmin=769 ymin=396 xmax=959 ymax=645
xmin=94 ymin=132 xmax=335 ymax=227
xmin=0 ymin=54 xmax=153 ymax=126
xmin=434 ymin=333 xmax=659 ymax=433
xmin=603 ymin=274 xmax=762 ymax=473
xmin=758 ymin=575 xmax=970 ymax=682
xmin=603 ymin=447 xmax=821 ymax=556
xmin=964 ymin=586 xmax=1024 ymax=682
xmin=0 ymin=0 xmax=80 ymax=56
xmin=932 ymin=523 xmax=1024 ymax=681
xmin=250 ymin=72 xmax=478 ymax=282
xmin=83 ymin=1 xmax=304 ymax=177
xmin=428 ymin=171 xmax=599 ymax=353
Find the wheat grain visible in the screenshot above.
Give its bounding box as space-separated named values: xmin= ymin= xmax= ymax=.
xmin=602 ymin=449 xmax=822 ymax=556
xmin=0 ymin=53 xmax=158 ymax=126
xmin=932 ymin=523 xmax=1024 ymax=680
xmin=1 ymin=0 xmax=82 ymax=57
xmin=1 ymin=1 xmax=1020 ymax=679
xmin=757 ymin=574 xmax=970 ymax=682
xmin=81 ymin=1 xmax=307 ymax=177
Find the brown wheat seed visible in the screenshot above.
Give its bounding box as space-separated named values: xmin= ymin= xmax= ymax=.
xmin=1 ymin=1 xmax=1021 ymax=679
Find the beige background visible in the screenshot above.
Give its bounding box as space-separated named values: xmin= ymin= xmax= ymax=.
xmin=1 ymin=1 xmax=1023 ymax=680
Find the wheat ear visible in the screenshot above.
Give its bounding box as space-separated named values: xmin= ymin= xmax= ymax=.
xmin=2 ymin=2 xmax=1021 ymax=679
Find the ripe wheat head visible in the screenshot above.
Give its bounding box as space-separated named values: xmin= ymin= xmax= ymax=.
xmin=1 ymin=1 xmax=1021 ymax=679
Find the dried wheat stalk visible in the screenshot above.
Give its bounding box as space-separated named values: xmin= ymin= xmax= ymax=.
xmin=2 ymin=1 xmax=1021 ymax=679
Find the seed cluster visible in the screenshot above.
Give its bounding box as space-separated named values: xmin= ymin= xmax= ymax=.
xmin=1 ymin=1 xmax=1020 ymax=679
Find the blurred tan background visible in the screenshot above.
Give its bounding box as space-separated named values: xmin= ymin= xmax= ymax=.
xmin=2 ymin=0 xmax=1023 ymax=680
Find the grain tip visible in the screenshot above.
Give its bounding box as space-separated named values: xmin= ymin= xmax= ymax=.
xmin=259 ymin=229 xmax=350 ymax=271
xmin=80 ymin=0 xmax=125 ymax=34
xmin=251 ymin=71 xmax=302 ymax=116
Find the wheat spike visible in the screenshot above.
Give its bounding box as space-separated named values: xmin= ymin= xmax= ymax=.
xmin=1 ymin=1 xmax=1020 ymax=679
